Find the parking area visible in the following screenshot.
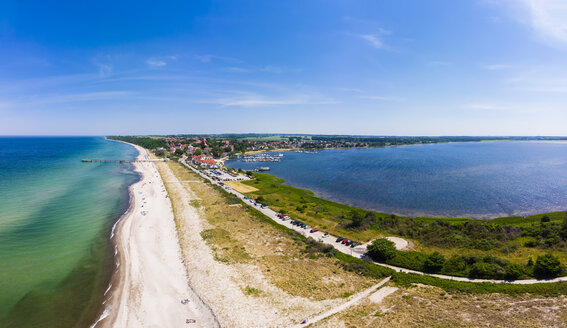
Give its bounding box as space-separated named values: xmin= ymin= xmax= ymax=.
xmin=204 ymin=169 xmax=250 ymax=182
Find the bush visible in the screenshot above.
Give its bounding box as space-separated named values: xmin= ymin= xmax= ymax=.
xmin=441 ymin=256 xmax=468 ymax=277
xmin=423 ymin=252 xmax=446 ymax=273
xmin=367 ymin=238 xmax=397 ymax=262
xmin=533 ymin=254 xmax=563 ymax=279
xmin=505 ymin=263 xmax=526 ymax=280
xmin=541 ymin=215 xmax=551 ymax=223
xmin=524 ymin=239 xmax=538 ymax=248
xmin=469 ymin=262 xmax=494 ymax=279
xmin=392 ymin=272 xmax=567 ymax=296
xmin=387 ymin=251 xmax=428 ymax=271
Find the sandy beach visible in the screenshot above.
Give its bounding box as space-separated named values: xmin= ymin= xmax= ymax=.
xmin=93 ymin=144 xmax=218 ymax=328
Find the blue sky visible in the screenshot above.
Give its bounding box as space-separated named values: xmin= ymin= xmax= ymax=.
xmin=1 ymin=0 xmax=566 ymax=136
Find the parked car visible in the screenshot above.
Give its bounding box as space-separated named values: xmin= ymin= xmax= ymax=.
xmin=341 ymin=239 xmax=349 ymax=244
xmin=322 ymin=232 xmax=329 ymax=238
xmin=350 ymin=242 xmax=358 ymax=248
xmin=345 ymin=240 xmax=353 ymax=246
xmin=336 ymin=237 xmax=344 ymax=242
xmin=310 ymin=228 xmax=319 ymax=233
xmin=275 ymin=212 xmax=281 ymax=217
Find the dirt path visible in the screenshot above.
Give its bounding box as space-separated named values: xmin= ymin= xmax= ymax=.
xmin=292 ymin=277 xmax=391 ymax=328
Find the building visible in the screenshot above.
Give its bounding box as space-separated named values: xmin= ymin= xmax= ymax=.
xmin=192 ymin=154 xmax=219 ymax=169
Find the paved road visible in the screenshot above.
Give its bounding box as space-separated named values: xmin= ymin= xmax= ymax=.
xmin=180 ymin=159 xmax=567 ymax=285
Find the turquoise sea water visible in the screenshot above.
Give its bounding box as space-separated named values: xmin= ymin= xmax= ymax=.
xmin=226 ymin=141 xmax=567 ymax=219
xmin=0 ymin=137 xmax=138 ymax=327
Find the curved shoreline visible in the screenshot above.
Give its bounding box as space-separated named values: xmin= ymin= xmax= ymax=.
xmin=225 ymin=146 xmax=567 ymax=220
xmin=91 ymin=142 xmax=218 ymax=327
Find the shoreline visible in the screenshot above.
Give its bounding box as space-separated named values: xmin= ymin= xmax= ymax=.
xmin=226 ymin=146 xmax=567 ymax=221
xmin=91 ymin=141 xmax=217 ymax=327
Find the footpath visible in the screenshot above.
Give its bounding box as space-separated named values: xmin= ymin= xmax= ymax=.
xmin=180 ymin=159 xmax=567 ymax=286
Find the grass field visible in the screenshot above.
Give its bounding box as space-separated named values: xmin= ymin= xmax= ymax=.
xmin=239 ymin=172 xmax=567 ymax=265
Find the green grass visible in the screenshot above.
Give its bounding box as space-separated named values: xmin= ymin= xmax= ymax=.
xmin=241 ymin=173 xmax=391 ymax=241
xmin=413 ymin=217 xmax=475 ymax=225
xmin=392 ymin=272 xmax=567 ymax=296
xmin=492 ymin=212 xmax=567 ymax=227
xmin=238 ymin=171 xmax=567 ymax=275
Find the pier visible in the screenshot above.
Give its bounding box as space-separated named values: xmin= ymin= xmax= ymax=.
xmin=81 ymin=159 xmax=169 ymax=163
xmin=237 ymin=153 xmax=283 ymax=162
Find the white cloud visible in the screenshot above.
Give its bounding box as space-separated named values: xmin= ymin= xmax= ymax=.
xmin=203 ymin=93 xmax=337 ymax=107
xmin=428 ymin=61 xmax=452 ymax=67
xmin=360 ymin=95 xmax=404 ymax=101
xmin=525 ymin=0 xmax=567 ymax=45
xmin=146 ymin=58 xmax=167 ymax=68
xmin=97 ymin=64 xmax=113 ymax=76
xmin=195 ymin=54 xmax=212 ymax=63
xmin=261 ymin=65 xmax=284 ymax=73
xmin=227 ymin=67 xmax=250 ymax=73
xmin=360 ymin=34 xmax=384 ymax=49
xmin=500 ymin=0 xmax=567 ymax=47
xmin=463 ymin=103 xmax=509 ymax=111
xmin=482 ymin=64 xmax=514 ymax=70
xmin=358 ymin=27 xmax=392 ymax=49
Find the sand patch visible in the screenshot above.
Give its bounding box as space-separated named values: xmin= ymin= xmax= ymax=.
xmin=224 ymin=180 xmax=259 ymax=193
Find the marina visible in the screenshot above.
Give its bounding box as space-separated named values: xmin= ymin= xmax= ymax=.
xmin=236 ymin=153 xmax=283 ymax=162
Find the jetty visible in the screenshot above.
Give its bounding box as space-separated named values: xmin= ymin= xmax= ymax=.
xmin=81 ymin=159 xmax=169 ymax=163
xmin=238 ymin=153 xmax=283 ymax=162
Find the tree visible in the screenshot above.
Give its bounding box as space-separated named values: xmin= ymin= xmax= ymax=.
xmin=540 ymin=215 xmax=551 ymax=223
xmin=367 ymin=238 xmax=397 ymax=262
xmin=193 ymin=148 xmax=202 ymax=156
xmin=504 ymin=263 xmax=525 ymax=280
xmin=533 ymin=253 xmax=563 ymax=279
xmin=349 ymin=210 xmax=364 ymax=228
xmin=469 ymin=262 xmax=494 ymax=279
xmin=560 ymin=215 xmax=567 ymax=240
xmin=423 ymin=252 xmax=445 ymax=273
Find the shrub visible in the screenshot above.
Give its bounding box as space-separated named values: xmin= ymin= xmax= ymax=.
xmin=423 ymin=252 xmax=446 ymax=273
xmin=387 ymin=251 xmax=428 ymax=271
xmin=504 ymin=263 xmax=526 ymax=280
xmin=367 ymin=238 xmax=397 ymax=262
xmin=533 ymin=254 xmax=563 ymax=279
xmin=540 ymin=215 xmax=551 ymax=223
xmin=524 ymin=239 xmax=538 ymax=248
xmin=469 ymin=262 xmax=494 ymax=279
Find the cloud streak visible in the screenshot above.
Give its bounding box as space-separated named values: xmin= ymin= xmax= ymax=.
xmin=358 ymin=28 xmax=391 ymax=49
xmin=202 ymin=93 xmax=338 ymax=107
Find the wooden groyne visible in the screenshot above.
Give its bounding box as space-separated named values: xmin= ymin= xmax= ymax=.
xmin=81 ymin=159 xmax=169 ymax=163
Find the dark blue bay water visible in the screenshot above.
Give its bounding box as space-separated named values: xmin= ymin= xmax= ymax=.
xmin=0 ymin=137 xmax=138 ymax=327
xmin=226 ymin=141 xmax=567 ymax=219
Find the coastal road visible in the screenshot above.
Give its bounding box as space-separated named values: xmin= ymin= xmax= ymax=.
xmin=180 ymin=159 xmax=567 ymax=285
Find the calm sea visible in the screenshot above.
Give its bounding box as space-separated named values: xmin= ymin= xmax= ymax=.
xmin=0 ymin=137 xmax=138 ymax=327
xmin=226 ymin=141 xmax=567 ymax=219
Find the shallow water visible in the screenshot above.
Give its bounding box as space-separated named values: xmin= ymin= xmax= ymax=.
xmin=0 ymin=137 xmax=138 ymax=327
xmin=226 ymin=141 xmax=567 ymax=219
